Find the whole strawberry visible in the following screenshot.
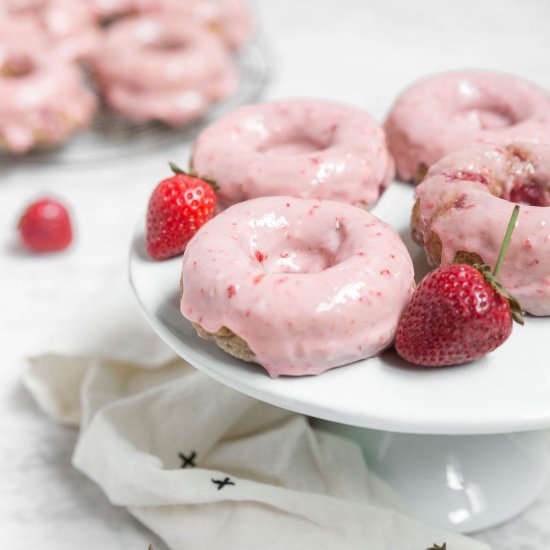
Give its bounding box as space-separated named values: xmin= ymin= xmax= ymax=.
xmin=396 ymin=205 xmax=523 ymax=367
xmin=18 ymin=198 xmax=73 ymax=253
xmin=146 ymin=163 xmax=217 ymax=260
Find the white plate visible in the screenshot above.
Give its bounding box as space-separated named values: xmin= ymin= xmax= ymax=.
xmin=129 ymin=181 xmax=550 ymax=435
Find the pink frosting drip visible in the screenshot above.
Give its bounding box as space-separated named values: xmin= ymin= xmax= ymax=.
xmin=415 ymin=143 xmax=550 ymax=316
xmin=93 ymin=15 xmax=237 ymax=125
xmin=180 ymin=196 xmax=414 ymax=377
xmin=385 ymin=71 xmax=550 ymax=181
xmin=191 ymin=99 xmax=395 ymax=209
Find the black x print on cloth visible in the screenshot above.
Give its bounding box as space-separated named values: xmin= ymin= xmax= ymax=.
xmin=178 ymin=451 xmax=197 ymax=468
xmin=212 ymin=476 xmax=235 ymax=490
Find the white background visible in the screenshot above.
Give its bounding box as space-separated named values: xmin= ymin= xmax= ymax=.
xmin=2 ymin=0 xmax=550 ymax=547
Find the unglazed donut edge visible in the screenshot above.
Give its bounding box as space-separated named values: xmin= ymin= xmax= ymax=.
xmin=180 ymin=275 xmax=257 ymax=364
xmin=411 ymin=198 xmax=484 ymax=267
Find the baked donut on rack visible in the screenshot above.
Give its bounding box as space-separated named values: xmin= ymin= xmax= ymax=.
xmin=191 ymin=99 xmax=395 ymax=208
xmin=385 ymin=71 xmax=550 ymax=182
xmin=412 ymin=142 xmax=550 ymax=316
xmin=1 ymin=0 xmax=101 ymax=61
xmin=92 ymin=15 xmax=238 ymax=125
xmin=180 ymin=195 xmax=415 ymax=377
xmin=0 ymin=21 xmax=96 ymax=153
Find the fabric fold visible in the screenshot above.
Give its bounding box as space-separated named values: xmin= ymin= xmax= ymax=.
xmin=24 ymin=354 xmax=489 ymax=550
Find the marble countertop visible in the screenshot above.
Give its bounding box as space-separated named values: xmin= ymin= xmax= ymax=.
xmin=2 ymin=1 xmax=550 ymax=548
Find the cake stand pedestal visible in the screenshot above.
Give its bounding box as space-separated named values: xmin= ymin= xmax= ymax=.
xmin=313 ymin=422 xmax=548 ymax=533
xmin=129 ymin=181 xmax=550 ymax=534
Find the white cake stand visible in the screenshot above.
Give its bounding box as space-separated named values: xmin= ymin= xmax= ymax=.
xmin=129 ymin=181 xmax=550 ymax=534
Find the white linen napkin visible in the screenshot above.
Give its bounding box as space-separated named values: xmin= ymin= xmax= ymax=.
xmin=24 ymin=354 xmax=489 ymax=550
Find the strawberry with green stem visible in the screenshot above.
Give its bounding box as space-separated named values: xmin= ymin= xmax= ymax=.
xmin=146 ymin=163 xmax=218 ymax=261
xmin=396 ymin=205 xmax=523 ymax=367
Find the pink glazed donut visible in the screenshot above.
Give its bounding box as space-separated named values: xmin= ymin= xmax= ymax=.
xmin=412 ymin=142 xmax=550 ymax=316
xmin=0 ymin=0 xmax=101 ymax=61
xmin=191 ymin=99 xmax=395 ymax=208
xmin=180 ymin=195 xmax=415 ymax=377
xmin=385 ymin=71 xmax=550 ymax=182
xmin=93 ymin=15 xmax=237 ymax=125
xmin=0 ymin=20 xmax=96 ymax=153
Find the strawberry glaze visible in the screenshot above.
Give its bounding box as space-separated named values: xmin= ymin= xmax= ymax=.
xmin=414 ymin=143 xmax=550 ymax=315
xmin=385 ymin=71 xmax=550 ymax=181
xmin=191 ymin=99 xmax=395 ymax=208
xmin=0 ymin=20 xmax=96 ymax=153
xmin=180 ymin=196 xmax=415 ymax=377
xmin=92 ymin=15 xmax=237 ymax=125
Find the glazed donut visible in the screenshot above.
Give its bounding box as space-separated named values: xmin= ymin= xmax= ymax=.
xmin=180 ymin=195 xmax=415 ymax=377
xmin=0 ymin=21 xmax=96 ymax=153
xmin=385 ymin=71 xmax=550 ymax=182
xmin=1 ymin=0 xmax=101 ymax=61
xmin=137 ymin=0 xmax=252 ymax=50
xmin=191 ymin=99 xmax=395 ymax=208
xmin=412 ymin=142 xmax=550 ymax=316
xmin=93 ymin=15 xmax=238 ymax=125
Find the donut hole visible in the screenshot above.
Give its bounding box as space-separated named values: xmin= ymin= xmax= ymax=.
xmin=509 ymin=181 xmax=550 ymax=207
xmin=503 ymin=146 xmax=550 ymax=206
xmin=257 ymin=129 xmax=332 ymax=156
xmin=0 ymin=53 xmax=36 ymax=78
xmin=149 ymin=37 xmax=190 ymax=51
xmin=251 ymin=220 xmax=345 ymax=274
xmin=465 ymin=105 xmax=518 ymax=129
xmin=266 ymin=243 xmax=339 ymax=273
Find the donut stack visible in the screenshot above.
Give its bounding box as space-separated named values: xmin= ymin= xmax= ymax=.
xmin=0 ymin=0 xmax=253 ymax=153
xmin=383 ymin=71 xmax=550 ymax=317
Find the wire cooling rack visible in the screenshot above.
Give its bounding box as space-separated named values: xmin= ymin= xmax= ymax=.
xmin=2 ymin=36 xmax=273 ymax=166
